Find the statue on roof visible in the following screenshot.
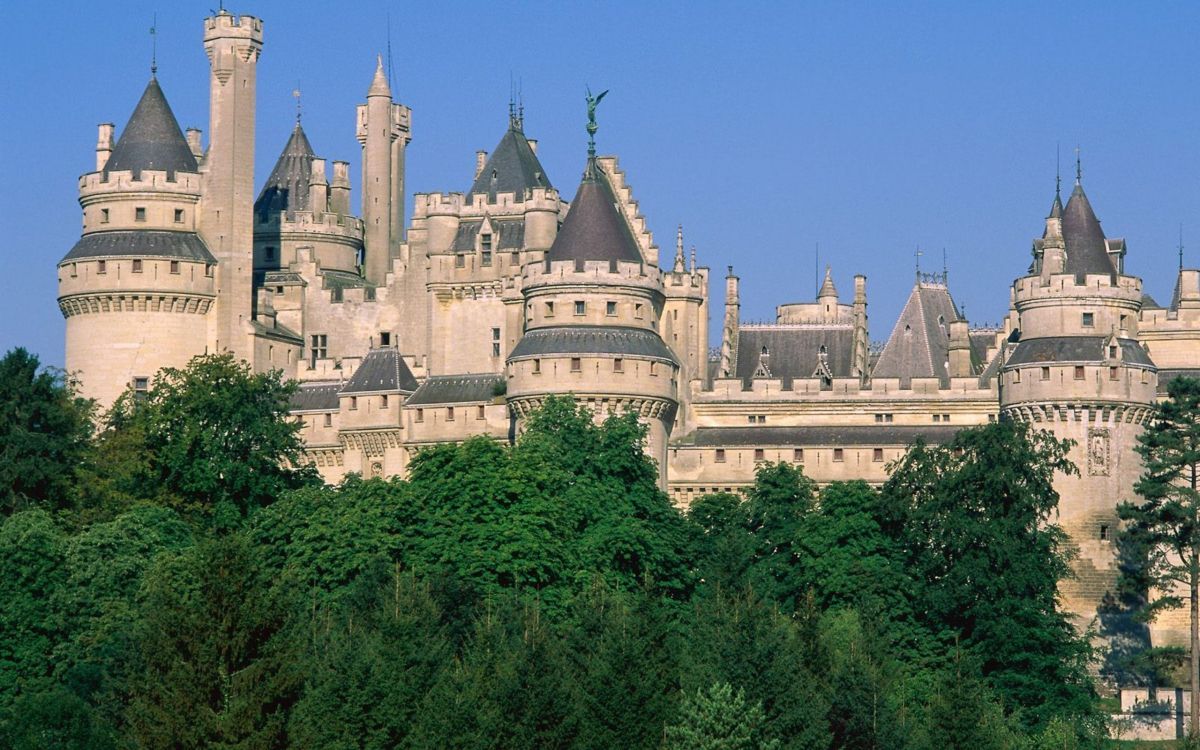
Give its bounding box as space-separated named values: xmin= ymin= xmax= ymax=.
xmin=585 ymin=86 xmax=608 ymax=155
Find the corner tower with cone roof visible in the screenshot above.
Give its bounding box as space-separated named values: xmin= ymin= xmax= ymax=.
xmin=506 ymin=110 xmax=680 ymax=486
xmin=1001 ymin=164 xmax=1158 ymax=634
xmin=357 ymin=56 xmax=411 ymax=286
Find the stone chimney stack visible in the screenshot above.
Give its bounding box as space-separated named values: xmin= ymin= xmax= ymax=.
xmin=309 ymin=158 xmax=329 ymax=214
xmin=475 ymin=150 xmax=488 ymax=179
xmin=185 ymin=128 xmax=203 ymax=159
xmin=948 ymin=319 xmax=971 ymax=378
xmin=330 ymin=160 xmax=351 ymax=216
xmin=95 ymin=123 xmax=114 ymax=171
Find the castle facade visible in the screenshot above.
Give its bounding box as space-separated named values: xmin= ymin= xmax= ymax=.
xmin=57 ymin=10 xmax=1200 ymax=642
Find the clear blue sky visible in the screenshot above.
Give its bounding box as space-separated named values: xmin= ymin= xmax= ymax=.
xmin=3 ymin=1 xmax=1198 ymax=368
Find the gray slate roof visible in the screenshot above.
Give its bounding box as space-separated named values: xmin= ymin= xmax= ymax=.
xmin=509 ymin=326 xmax=679 ymax=364
xmin=681 ymin=425 xmax=962 ymax=447
xmin=1158 ymin=369 xmax=1200 ymax=395
xmin=406 ymin=374 xmax=504 ymax=406
xmin=104 ymin=77 xmax=198 ymax=180
xmin=546 ymin=162 xmax=643 ymax=264
xmin=1061 ymin=183 xmax=1117 ymax=282
xmin=341 ymin=348 xmax=419 ymax=394
xmin=734 ymin=326 xmax=855 ymax=381
xmin=62 ymin=231 xmax=216 ymax=263
xmin=468 ymin=125 xmax=553 ymax=201
xmin=256 ymin=124 xmax=315 ymax=218
xmin=1007 ymin=336 xmax=1154 ymax=367
xmin=451 ymin=219 xmax=526 ymax=252
xmin=872 ymin=281 xmax=962 ymax=386
xmin=291 ymin=382 xmax=341 ymax=412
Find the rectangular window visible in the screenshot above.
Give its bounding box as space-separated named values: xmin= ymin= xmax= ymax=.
xmin=97 ymin=260 xmax=107 ymax=274
xmin=134 ymin=207 xmax=146 ymax=222
xmin=350 ymin=396 xmax=358 ymax=410
xmin=933 ymin=414 xmax=941 ymax=423
xmin=100 ymin=208 xmax=110 ymax=223
xmin=511 ymin=251 xmax=520 ymax=265
xmin=987 ymin=414 xmax=996 ymax=422
xmin=70 ymin=263 xmax=77 ymax=278
xmin=380 ymin=394 xmax=389 ymax=409
xmin=205 ymin=264 xmax=213 ymax=277
xmin=132 ymin=376 xmax=149 ymax=395
xmin=1110 ymin=367 xmax=1119 ymax=381
xmin=873 ymin=448 xmax=884 ymax=462
xmin=265 ymin=246 xmax=275 ymax=261
xmin=606 ymin=301 xmax=617 ymax=316
xmin=1041 ymin=366 xmax=1051 ymax=381
xmin=833 ymin=448 xmax=845 ymax=462
xmin=570 ymin=357 xmax=582 ymax=372
xmin=492 ymin=328 xmax=501 ymax=357
xmin=715 ymin=449 xmax=726 ymax=463
xmin=875 ymin=414 xmax=883 ymax=423
xmin=1100 ymin=524 xmax=1109 ymax=541
xmin=169 ymin=260 xmax=180 ymax=274
xmin=748 ymin=416 xmax=757 ymax=424
xmin=323 ymin=413 xmax=332 ymax=427
xmin=754 ymin=448 xmax=765 ymax=462
xmin=757 ymin=415 xmax=766 ymax=424
xmin=793 ymin=448 xmax=804 ymax=462
xmin=635 ymin=303 xmax=644 ymax=319
xmin=481 ymin=250 xmax=492 ymax=267
xmin=649 ymin=362 xmax=658 ymax=376
xmin=309 ymin=334 xmax=327 ymax=367
xmin=380 ymin=331 xmax=391 ymax=347
xmin=1074 ymin=366 xmax=1085 ymax=380
xmin=545 ymin=301 xmax=554 ymax=317
xmin=446 ymin=406 xmax=455 ymax=421
xmin=1109 ymin=345 xmax=1118 ymax=359
xmin=574 ymin=300 xmax=586 ymax=316
xmin=415 ymin=408 xmax=424 ymax=423
xmin=614 ymin=358 xmax=623 ymax=372
xmin=174 ymin=208 xmax=184 ymax=223
xmin=886 ymin=414 xmax=894 ymax=423
xmin=482 ymin=233 xmax=492 ymax=253
xmin=131 ymin=259 xmax=143 ymax=273
xmin=1120 ymin=314 xmax=1129 ymax=330
xmin=477 ymin=405 xmax=486 ymax=420
xmin=1013 ymin=369 xmax=1021 ymax=383
xmin=533 ymin=359 xmax=541 ymax=374
xmin=942 ymin=414 xmax=950 ymax=422
xmin=1082 ymin=312 xmax=1094 ymax=327
xmin=455 ymin=253 xmax=465 ymax=268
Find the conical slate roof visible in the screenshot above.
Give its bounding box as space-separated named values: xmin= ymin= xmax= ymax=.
xmin=104 ymin=77 xmax=198 ymax=179
xmin=545 ymin=160 xmax=641 ymax=264
xmin=872 ymin=279 xmax=962 ymax=386
xmin=1061 ymin=182 xmax=1116 ymax=281
xmin=818 ymin=266 xmax=838 ymax=298
xmin=256 ymin=123 xmax=316 ymax=216
xmin=468 ymin=123 xmax=552 ymax=201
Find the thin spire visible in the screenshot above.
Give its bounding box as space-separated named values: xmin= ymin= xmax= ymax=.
xmin=814 ymin=242 xmax=820 ymax=295
xmin=1055 ymin=142 xmax=1062 ymax=200
xmin=1180 ymin=223 xmax=1185 ymax=272
xmin=150 ymin=13 xmax=157 ymax=77
xmin=690 ymin=245 xmax=697 ymax=274
xmin=673 ymin=224 xmax=686 ymax=273
xmin=915 ymin=246 xmax=923 ymax=279
xmin=368 ymin=54 xmax=391 ymax=98
xmin=942 ymin=247 xmax=948 ymax=282
xmin=386 ymin=10 xmax=394 ymax=87
xmin=1074 ymin=145 xmax=1082 ymax=185
xmin=293 ymin=83 xmax=302 ymax=124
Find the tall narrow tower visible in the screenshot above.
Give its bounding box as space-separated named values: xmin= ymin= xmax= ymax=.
xmin=357 ymin=57 xmax=411 ymax=285
xmin=199 ymin=10 xmax=262 ymax=360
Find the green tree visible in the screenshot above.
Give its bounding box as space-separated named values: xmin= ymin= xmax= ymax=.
xmin=665 ymin=683 xmax=778 ymax=750
xmin=688 ymin=492 xmax=755 ymax=592
xmin=1117 ymin=376 xmax=1200 ymax=736
xmin=102 ymin=353 xmax=318 ymax=522
xmin=743 ymin=462 xmax=815 ymax=610
xmin=0 ymin=348 xmax=93 ymax=515
xmin=881 ymin=421 xmax=1094 ymax=730
xmin=4 ymin=685 xmax=116 ymax=750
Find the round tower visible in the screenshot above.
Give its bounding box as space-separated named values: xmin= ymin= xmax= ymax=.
xmin=58 ymin=76 xmax=215 ymax=410
xmin=506 ymin=157 xmax=679 ymax=485
xmin=1000 ymin=174 xmax=1157 ymax=631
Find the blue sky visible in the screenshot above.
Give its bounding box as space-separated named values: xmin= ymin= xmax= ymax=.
xmin=3 ymin=1 xmax=1198 ymax=367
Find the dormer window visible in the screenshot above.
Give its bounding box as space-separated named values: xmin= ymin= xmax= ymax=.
xmin=135 ymin=207 xmax=146 ymax=222
xmin=1109 ymin=345 xmax=1118 ymax=359
xmin=481 ymin=233 xmax=492 ymax=266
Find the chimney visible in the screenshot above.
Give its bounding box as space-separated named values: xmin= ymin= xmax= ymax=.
xmin=96 ymin=123 xmax=115 ymax=171
xmin=948 ymin=320 xmax=971 ymax=378
xmin=330 ymin=160 xmax=351 ymax=216
xmin=475 ymin=150 xmax=488 ymax=179
xmin=309 ymin=158 xmax=329 ymax=214
xmin=185 ymin=128 xmax=204 ymax=159
xmin=527 ymin=139 xmax=538 ymax=155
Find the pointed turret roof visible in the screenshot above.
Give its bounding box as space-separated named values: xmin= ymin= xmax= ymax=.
xmin=872 ymin=279 xmax=963 ymax=386
xmin=1061 ymin=182 xmax=1116 ymax=281
xmin=1049 ymin=192 xmax=1064 ymax=219
xmin=104 ymin=77 xmax=198 ymax=179
xmin=545 ymin=159 xmax=641 ymax=264
xmin=255 ymin=123 xmax=316 ymax=216
xmin=367 ymin=55 xmax=391 ymax=98
xmin=467 ymin=119 xmax=553 ymax=201
xmin=818 ymin=265 xmax=838 ymax=298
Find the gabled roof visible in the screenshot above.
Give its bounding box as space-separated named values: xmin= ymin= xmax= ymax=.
xmin=256 ymin=124 xmax=315 ymax=216
xmin=341 ymin=348 xmax=419 ymax=394
xmin=545 ymin=160 xmax=642 ymax=264
xmin=104 ymin=77 xmax=198 ymax=179
xmin=468 ymin=124 xmax=552 ymax=201
xmin=406 ymin=374 xmax=504 ymax=406
xmin=734 ymin=326 xmax=855 ymax=381
xmin=1061 ymin=182 xmax=1117 ymax=281
xmin=61 ymin=230 xmax=215 ymax=264
xmin=871 ymin=280 xmax=961 ymax=386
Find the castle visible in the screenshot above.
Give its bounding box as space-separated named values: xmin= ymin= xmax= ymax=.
xmin=57 ymin=10 xmax=1200 ymax=644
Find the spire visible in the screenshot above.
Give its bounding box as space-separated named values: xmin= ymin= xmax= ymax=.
xmin=673 ymin=225 xmax=686 ymax=273
xmin=149 ymin=14 xmax=157 ymax=77
xmin=466 ymin=108 xmax=552 ymax=200
xmin=818 ymin=265 xmax=838 ymax=299
xmin=1061 ymin=173 xmax=1116 ymax=281
xmin=1074 ymin=145 xmax=1082 ymax=186
xmin=255 ymin=123 xmax=316 ymax=215
xmin=546 ymin=162 xmax=640 ymax=265
xmin=104 ymin=77 xmax=198 ymax=179
xmin=367 ymin=54 xmax=391 ymax=98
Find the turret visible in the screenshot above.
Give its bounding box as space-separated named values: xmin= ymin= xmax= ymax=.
xmin=817 ymin=265 xmax=839 ymax=321
xmin=199 ymin=9 xmax=263 ymax=361
xmin=851 ymin=274 xmax=869 ymax=380
xmin=719 ymin=267 xmax=740 ymax=377
xmin=356 ymin=56 xmax=411 ymax=284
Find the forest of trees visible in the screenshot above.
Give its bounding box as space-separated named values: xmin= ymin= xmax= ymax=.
xmin=0 ymin=348 xmax=1137 ymax=748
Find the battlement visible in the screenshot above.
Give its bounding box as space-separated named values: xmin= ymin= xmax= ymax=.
xmin=523 ymin=258 xmax=663 ymax=293
xmin=80 ymin=169 xmax=202 ymax=197
xmin=1013 ymin=271 xmax=1142 ymax=303
xmin=413 ymin=186 xmax=562 ymax=218
xmin=596 ymin=156 xmax=656 ymax=264
xmin=203 ymin=11 xmax=263 ymax=40
xmin=258 ymin=210 xmax=364 ymax=239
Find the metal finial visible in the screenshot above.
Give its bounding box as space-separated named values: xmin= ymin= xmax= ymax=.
xmin=293 ymin=84 xmax=302 ymax=124
xmin=585 ymin=86 xmax=608 ymax=158
xmin=1075 ymin=145 xmax=1082 ymax=185
xmin=915 ymin=246 xmax=923 ymax=279
xmin=1180 ymin=223 xmax=1185 ymax=272
xmin=690 ymin=245 xmax=697 ymax=274
xmin=386 ymin=11 xmax=394 ymax=89
xmin=1055 ymin=142 xmax=1061 ymax=199
xmin=942 ymin=247 xmax=948 ymax=283
xmin=150 ymin=14 xmax=157 ymax=77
